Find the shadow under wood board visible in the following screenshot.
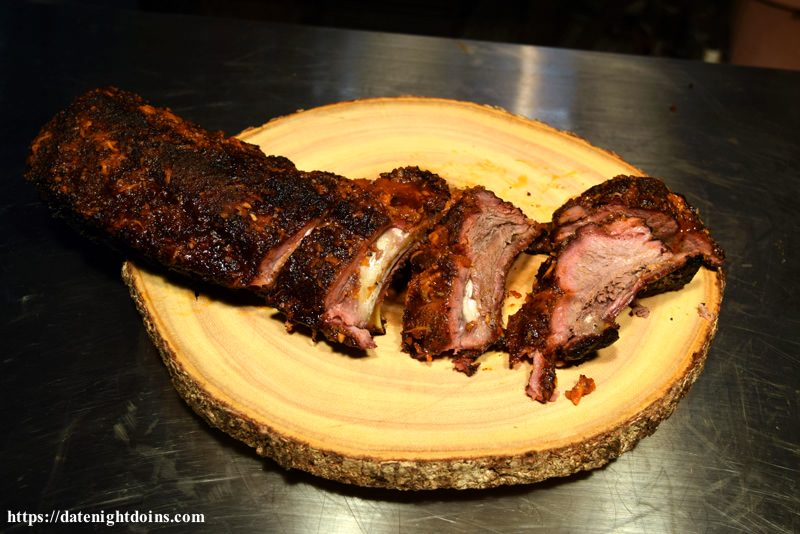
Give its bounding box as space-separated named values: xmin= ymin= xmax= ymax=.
xmin=121 ymin=97 xmax=723 ymax=490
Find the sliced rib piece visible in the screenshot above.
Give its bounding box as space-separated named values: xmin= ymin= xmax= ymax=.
xmin=269 ymin=167 xmax=450 ymax=349
xmin=538 ymin=175 xmax=724 ymax=298
xmin=402 ymin=187 xmax=543 ymax=371
xmin=25 ymin=87 xmax=450 ymax=350
xmin=507 ymin=176 xmax=724 ymax=403
xmin=531 ymin=175 xmax=724 ymax=270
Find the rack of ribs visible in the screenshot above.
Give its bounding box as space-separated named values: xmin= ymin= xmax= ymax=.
xmin=25 ymin=87 xmax=450 ymax=349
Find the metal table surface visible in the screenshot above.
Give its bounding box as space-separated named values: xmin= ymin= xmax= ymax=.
xmin=1 ymin=2 xmax=798 ymax=532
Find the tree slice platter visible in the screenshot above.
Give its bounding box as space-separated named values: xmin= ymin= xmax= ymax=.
xmin=121 ymin=97 xmax=723 ymax=490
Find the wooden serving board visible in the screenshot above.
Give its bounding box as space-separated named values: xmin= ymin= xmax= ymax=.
xmin=122 ymin=97 xmax=723 ymax=490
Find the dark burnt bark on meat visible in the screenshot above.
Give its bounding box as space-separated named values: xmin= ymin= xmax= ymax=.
xmin=26 ymin=87 xmax=345 ymax=290
xmin=25 ymin=87 xmax=450 ymax=350
xmin=267 ymin=184 xmax=390 ymax=341
xmin=270 ymin=167 xmax=450 ymax=348
xmin=402 ymin=187 xmax=543 ymax=369
xmin=508 ymin=176 xmax=724 ymax=403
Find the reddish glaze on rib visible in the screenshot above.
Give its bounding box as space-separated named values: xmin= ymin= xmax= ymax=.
xmin=507 ymin=176 xmax=724 ymax=403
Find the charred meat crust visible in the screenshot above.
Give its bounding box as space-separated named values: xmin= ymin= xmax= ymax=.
xmin=269 ymin=168 xmax=450 ymax=348
xmin=26 ymin=87 xmax=343 ymax=289
xmin=371 ymin=167 xmax=452 ymax=230
xmin=402 ymin=187 xmax=543 ymax=366
xmin=26 ymin=87 xmax=451 ymax=350
xmin=266 ymin=184 xmax=391 ymax=340
xmin=402 ymin=247 xmax=467 ymax=357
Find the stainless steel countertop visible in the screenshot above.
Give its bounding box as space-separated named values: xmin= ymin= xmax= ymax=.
xmin=1 ymin=2 xmax=798 ymax=532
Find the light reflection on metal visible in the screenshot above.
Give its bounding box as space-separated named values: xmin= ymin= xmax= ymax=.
xmin=514 ymin=45 xmax=573 ymax=130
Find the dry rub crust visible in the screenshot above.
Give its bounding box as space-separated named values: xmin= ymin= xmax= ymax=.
xmin=123 ymin=261 xmax=724 ymax=490
xmin=267 ymin=167 xmax=450 ymax=346
xmin=266 ymin=183 xmax=392 ymax=337
xmin=26 ymin=86 xmax=345 ymax=289
xmin=401 ymin=187 xmax=543 ymax=364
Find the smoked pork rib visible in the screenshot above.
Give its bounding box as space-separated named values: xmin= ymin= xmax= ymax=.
xmin=269 ymin=167 xmax=450 ymax=348
xmin=402 ymin=187 xmax=543 ymax=372
xmin=530 ymin=176 xmax=724 ymax=266
xmin=531 ymin=175 xmax=724 ymax=299
xmin=25 ymin=87 xmax=450 ymax=349
xmin=506 ymin=176 xmax=724 ymax=402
